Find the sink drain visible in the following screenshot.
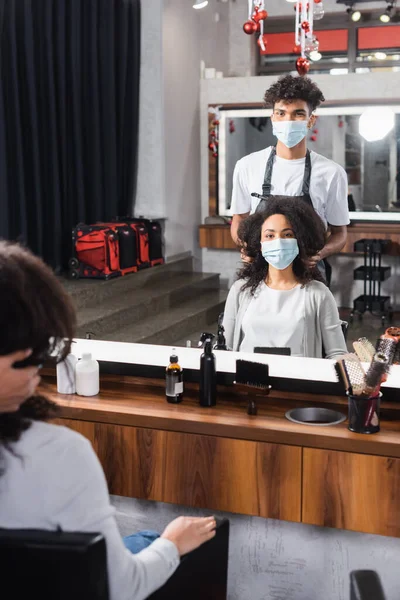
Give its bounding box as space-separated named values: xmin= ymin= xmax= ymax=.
xmin=285 ymin=407 xmax=346 ymax=427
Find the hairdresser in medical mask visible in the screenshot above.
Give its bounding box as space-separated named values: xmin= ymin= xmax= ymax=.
xmin=223 ymin=198 xmax=347 ymax=359
xmin=230 ymin=75 xmax=349 ymax=284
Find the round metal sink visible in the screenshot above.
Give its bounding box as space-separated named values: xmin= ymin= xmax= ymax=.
xmin=285 ymin=407 xmax=346 ymax=427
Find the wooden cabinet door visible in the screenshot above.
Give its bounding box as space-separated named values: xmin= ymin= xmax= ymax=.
xmin=59 ymin=418 xmax=302 ymax=521
xmin=302 ymin=447 xmax=400 ymax=537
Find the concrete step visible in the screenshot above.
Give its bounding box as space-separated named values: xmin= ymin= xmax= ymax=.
xmin=75 ymin=272 xmax=221 ymax=339
xmin=61 ymin=254 xmax=194 ymax=310
xmin=100 ymin=289 xmax=228 ymax=346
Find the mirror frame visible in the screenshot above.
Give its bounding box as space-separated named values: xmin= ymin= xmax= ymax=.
xmin=211 ymin=102 xmax=400 ymax=220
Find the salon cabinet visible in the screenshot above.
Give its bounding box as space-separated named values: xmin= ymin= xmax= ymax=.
xmin=199 ymin=222 xmax=400 ymax=255
xmin=44 ymin=375 xmax=400 ymax=539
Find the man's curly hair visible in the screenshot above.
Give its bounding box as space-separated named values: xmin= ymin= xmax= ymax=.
xmin=264 ymin=75 xmax=325 ymax=114
xmin=237 ymin=198 xmax=327 ymax=295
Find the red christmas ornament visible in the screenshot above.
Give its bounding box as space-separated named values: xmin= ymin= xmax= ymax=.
xmin=301 ymin=21 xmax=310 ymax=32
xmin=310 ymin=135 xmax=317 ymax=142
xmin=338 ymin=119 xmax=344 ymax=128
xmin=243 ymin=20 xmax=257 ymax=35
xmin=210 ymin=130 xmax=216 ymax=138
xmin=257 ymin=34 xmax=268 ymax=50
xmin=314 ymin=0 xmax=322 ymax=3
xmin=212 ymin=119 xmax=220 ymax=126
xmin=229 ymin=119 xmax=235 ymax=133
xmin=208 ymin=142 xmax=215 ymax=151
xmin=293 ymin=45 xmax=301 ymax=54
xmin=253 ymin=9 xmax=268 ymax=22
xmin=313 ymin=129 xmax=319 ymax=134
xmin=296 ymin=56 xmax=310 ymax=76
xmin=213 ymin=152 xmax=218 ymax=158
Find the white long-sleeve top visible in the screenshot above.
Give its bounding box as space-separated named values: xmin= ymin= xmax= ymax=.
xmin=0 ymin=420 xmax=180 ymax=600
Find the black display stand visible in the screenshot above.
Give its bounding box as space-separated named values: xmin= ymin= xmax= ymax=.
xmin=350 ymin=239 xmax=393 ymax=325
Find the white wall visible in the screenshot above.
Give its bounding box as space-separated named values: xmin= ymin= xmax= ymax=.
xmin=136 ymin=0 xmax=231 ymax=260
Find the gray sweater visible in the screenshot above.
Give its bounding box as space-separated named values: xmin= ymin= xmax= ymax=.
xmin=222 ymin=279 xmax=347 ymax=359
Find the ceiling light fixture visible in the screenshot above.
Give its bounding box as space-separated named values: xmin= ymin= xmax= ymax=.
xmin=346 ymin=6 xmax=362 ymax=21
xmin=193 ymin=0 xmax=208 ymax=9
xmin=380 ymin=3 xmax=393 ymax=22
xmin=375 ymin=51 xmax=387 ymax=60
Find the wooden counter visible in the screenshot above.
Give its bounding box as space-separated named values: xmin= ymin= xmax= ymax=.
xmin=199 ymin=221 xmax=400 ymax=255
xmin=44 ymin=375 xmax=400 ymax=538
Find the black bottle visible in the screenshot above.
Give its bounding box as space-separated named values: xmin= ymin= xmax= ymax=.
xmin=166 ymin=352 xmax=183 ymax=403
xmin=199 ymin=338 xmax=217 ymax=407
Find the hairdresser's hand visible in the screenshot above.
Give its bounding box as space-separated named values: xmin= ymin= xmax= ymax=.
xmin=303 ymin=252 xmax=322 ymax=270
xmin=161 ymin=516 xmax=216 ymax=556
xmin=0 ymin=349 xmax=41 ymax=413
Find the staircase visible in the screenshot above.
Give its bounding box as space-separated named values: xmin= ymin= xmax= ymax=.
xmin=61 ymin=255 xmax=227 ymax=348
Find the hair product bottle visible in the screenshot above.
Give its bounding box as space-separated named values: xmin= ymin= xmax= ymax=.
xmin=199 ymin=338 xmax=217 ymax=407
xmin=75 ymin=353 xmax=100 ymax=396
xmin=56 ymin=354 xmax=77 ymax=394
xmin=166 ymin=351 xmax=184 ymax=403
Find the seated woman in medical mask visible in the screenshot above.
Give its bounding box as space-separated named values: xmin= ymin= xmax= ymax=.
xmin=223 ymin=197 xmax=347 ymax=359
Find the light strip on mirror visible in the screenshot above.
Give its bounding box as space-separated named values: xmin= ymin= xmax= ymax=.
xmin=70 ymin=338 xmax=400 ymax=390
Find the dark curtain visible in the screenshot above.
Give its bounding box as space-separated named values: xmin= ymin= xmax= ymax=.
xmin=0 ymin=0 xmax=141 ymax=271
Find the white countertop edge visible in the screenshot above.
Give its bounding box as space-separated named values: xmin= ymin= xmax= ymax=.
xmin=70 ymin=339 xmax=400 ymax=390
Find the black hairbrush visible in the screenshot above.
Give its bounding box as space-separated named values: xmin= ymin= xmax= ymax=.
xmin=234 ymin=359 xmax=271 ymax=415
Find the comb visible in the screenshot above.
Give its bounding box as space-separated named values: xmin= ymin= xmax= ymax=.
xmin=339 ymin=353 xmax=366 ymax=396
xmin=353 ymin=338 xmax=376 ymax=363
xmin=334 ymin=358 xmax=353 ymax=395
xmin=234 ymin=359 xmax=272 ymax=415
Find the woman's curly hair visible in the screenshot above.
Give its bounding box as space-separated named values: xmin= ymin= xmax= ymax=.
xmin=0 ymin=241 xmax=76 ymax=471
xmin=237 ymin=198 xmax=327 ymax=295
xmin=264 ymin=74 xmax=325 ymax=114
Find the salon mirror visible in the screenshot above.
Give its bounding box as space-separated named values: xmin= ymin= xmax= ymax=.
xmin=217 ymin=105 xmax=400 ymax=216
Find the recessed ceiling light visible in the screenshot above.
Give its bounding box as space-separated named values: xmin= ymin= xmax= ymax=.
xmin=352 ymin=10 xmax=361 ymax=22
xmin=375 ymin=51 xmax=387 ymax=60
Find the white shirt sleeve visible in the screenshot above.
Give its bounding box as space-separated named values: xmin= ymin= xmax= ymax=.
xmin=230 ymin=159 xmax=251 ymax=216
xmin=318 ymin=288 xmax=348 ymax=360
xmin=51 ymin=432 xmax=180 ymax=600
xmin=325 ymin=165 xmax=350 ymax=227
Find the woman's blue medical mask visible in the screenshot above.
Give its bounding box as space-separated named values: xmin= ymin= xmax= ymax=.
xmin=272 ymin=121 xmax=308 ymax=149
xmin=261 ymin=238 xmax=299 ymax=270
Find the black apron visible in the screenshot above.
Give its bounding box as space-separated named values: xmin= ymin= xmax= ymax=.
xmin=254 ymin=146 xmax=313 ymax=213
xmin=254 ymin=146 xmax=330 ymax=284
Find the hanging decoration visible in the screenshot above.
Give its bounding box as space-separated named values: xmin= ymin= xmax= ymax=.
xmin=294 ymin=1 xmax=324 ymax=75
xmin=242 ymin=1 xmax=268 ymax=52
xmin=208 ymin=106 xmax=221 ymax=159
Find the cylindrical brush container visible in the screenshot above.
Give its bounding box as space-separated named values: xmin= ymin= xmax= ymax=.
xmin=347 ymin=393 xmax=381 ymax=434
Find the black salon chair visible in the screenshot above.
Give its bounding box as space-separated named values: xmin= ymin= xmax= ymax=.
xmin=350 ymin=570 xmax=386 ymax=600
xmin=0 ymin=518 xmax=230 ymax=600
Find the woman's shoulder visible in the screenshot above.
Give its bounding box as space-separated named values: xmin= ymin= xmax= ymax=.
xmin=17 ymin=419 xmax=91 ymax=455
xmin=304 ymin=280 xmax=333 ymax=298
xmin=229 ymin=278 xmax=248 ymax=294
